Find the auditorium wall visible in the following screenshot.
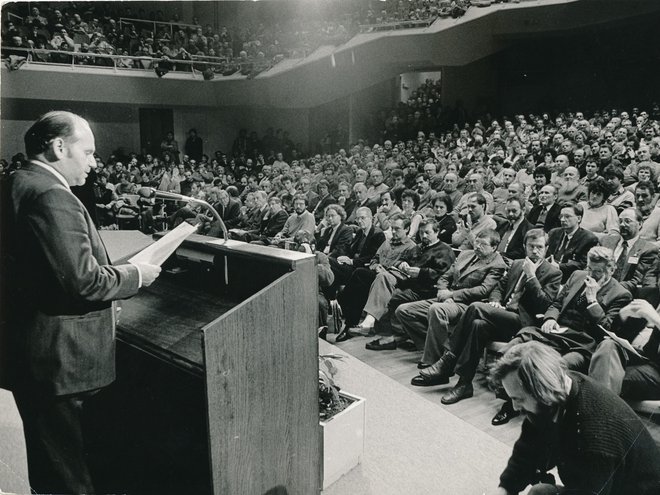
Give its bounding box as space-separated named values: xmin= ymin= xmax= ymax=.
xmin=0 ymin=98 xmax=310 ymax=161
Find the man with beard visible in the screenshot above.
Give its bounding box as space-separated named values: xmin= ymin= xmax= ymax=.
xmin=496 ymin=198 xmax=533 ymax=262
xmin=267 ymin=194 xmax=316 ymax=246
xmin=452 ymin=194 xmax=497 ymax=249
xmin=397 ymin=229 xmax=507 ymax=366
xmin=420 ymin=229 xmax=561 ymax=403
xmin=488 ymin=342 xmax=660 ymax=495
xmin=362 ymin=218 xmax=455 ymax=350
xmin=556 ymin=166 xmax=587 ymax=205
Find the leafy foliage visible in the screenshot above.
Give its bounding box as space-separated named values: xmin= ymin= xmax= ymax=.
xmin=319 ymin=354 xmax=353 ymax=421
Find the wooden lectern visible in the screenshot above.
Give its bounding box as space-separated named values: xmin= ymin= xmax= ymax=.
xmin=93 ymin=234 xmax=321 ymax=495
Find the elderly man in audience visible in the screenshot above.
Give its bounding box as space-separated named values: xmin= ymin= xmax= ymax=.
xmin=326 ymin=206 xmax=385 ymax=297
xmin=556 ymin=166 xmax=587 ymax=206
xmin=346 ymin=182 xmax=377 ymax=223
xmin=488 ymin=341 xmax=660 ymax=495
xmin=365 ymin=169 xmax=389 ymax=202
xmin=395 ymin=229 xmax=507 ymax=369
xmin=362 ymin=218 xmax=455 ymax=350
xmin=427 ymin=229 xmax=562 ymax=404
xmin=492 ymin=246 xmax=632 ymax=425
xmin=545 ymin=202 xmax=599 ymax=283
xmin=336 ymin=214 xmax=416 ymax=340
xmin=452 ymin=193 xmax=497 ymax=250
xmin=526 ymin=184 xmax=561 ymax=232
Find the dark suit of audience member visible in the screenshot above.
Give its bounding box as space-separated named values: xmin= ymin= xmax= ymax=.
xmin=435 ymin=214 xmax=457 ymax=245
xmin=600 ymin=233 xmax=658 ymax=300
xmin=329 ymin=225 xmax=385 ymax=286
xmin=547 ymin=226 xmax=598 ymax=282
xmin=497 ymin=218 xmax=533 ymax=262
xmin=310 ymin=193 xmax=336 ymax=223
xmin=444 ymin=258 xmax=562 ymax=389
xmin=315 ymin=222 xmax=354 ymax=258
xmin=217 ymin=197 xmax=242 ymax=228
xmin=345 ymin=197 xmax=378 ymax=224
xmin=513 ymin=270 xmax=632 ymax=371
xmin=527 ymin=202 xmax=561 ymax=232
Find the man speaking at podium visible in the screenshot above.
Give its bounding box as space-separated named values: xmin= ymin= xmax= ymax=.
xmin=1 ymin=111 xmax=161 ymax=494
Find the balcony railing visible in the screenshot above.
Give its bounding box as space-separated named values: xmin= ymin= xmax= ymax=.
xmin=2 ymin=46 xmax=274 ymax=79
xmin=118 ymin=17 xmax=202 ymax=38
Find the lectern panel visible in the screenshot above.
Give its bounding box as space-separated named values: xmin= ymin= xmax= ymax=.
xmin=204 ymin=261 xmax=320 ymax=495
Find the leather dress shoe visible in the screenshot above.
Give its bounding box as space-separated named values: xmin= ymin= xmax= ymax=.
xmin=411 ymin=373 xmax=449 ymax=387
xmin=334 ymin=327 xmax=354 ymax=343
xmin=441 ymin=383 xmax=474 ymax=405
xmin=419 ymin=352 xmax=456 ymax=379
xmin=491 ymin=400 xmax=520 ymax=426
xmin=365 ymin=339 xmax=397 ymax=351
xmin=417 ymin=362 xmax=431 ymax=370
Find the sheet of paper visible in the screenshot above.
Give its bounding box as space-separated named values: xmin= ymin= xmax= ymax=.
xmin=602 ymin=328 xmax=644 ymax=358
xmin=128 ymin=221 xmax=198 ymax=266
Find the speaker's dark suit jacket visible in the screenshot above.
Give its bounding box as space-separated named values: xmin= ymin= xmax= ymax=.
xmin=547 ymin=227 xmax=599 ymax=282
xmin=497 ymin=218 xmax=533 ymax=262
xmin=489 ymin=258 xmax=562 ymax=327
xmin=527 ymin=202 xmax=562 ymax=232
xmin=2 ymin=162 xmax=140 ymax=395
xmin=599 ymin=234 xmax=658 ymax=293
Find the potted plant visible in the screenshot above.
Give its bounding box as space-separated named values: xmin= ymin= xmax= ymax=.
xmin=319 ymin=354 xmax=366 ymax=489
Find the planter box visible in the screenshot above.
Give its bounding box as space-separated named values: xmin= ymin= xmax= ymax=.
xmin=320 ymin=391 xmax=366 ymax=489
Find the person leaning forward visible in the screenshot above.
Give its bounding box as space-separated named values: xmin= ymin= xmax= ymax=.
xmin=0 ymin=111 xmax=161 ymax=494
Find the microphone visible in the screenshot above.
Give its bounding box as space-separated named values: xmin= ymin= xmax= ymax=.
xmin=138 ymin=187 xmax=194 ymax=203
xmin=137 ymin=187 xmax=228 ymax=243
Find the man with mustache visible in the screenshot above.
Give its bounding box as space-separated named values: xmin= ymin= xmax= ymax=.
xmin=488 ymin=342 xmax=660 ymax=495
